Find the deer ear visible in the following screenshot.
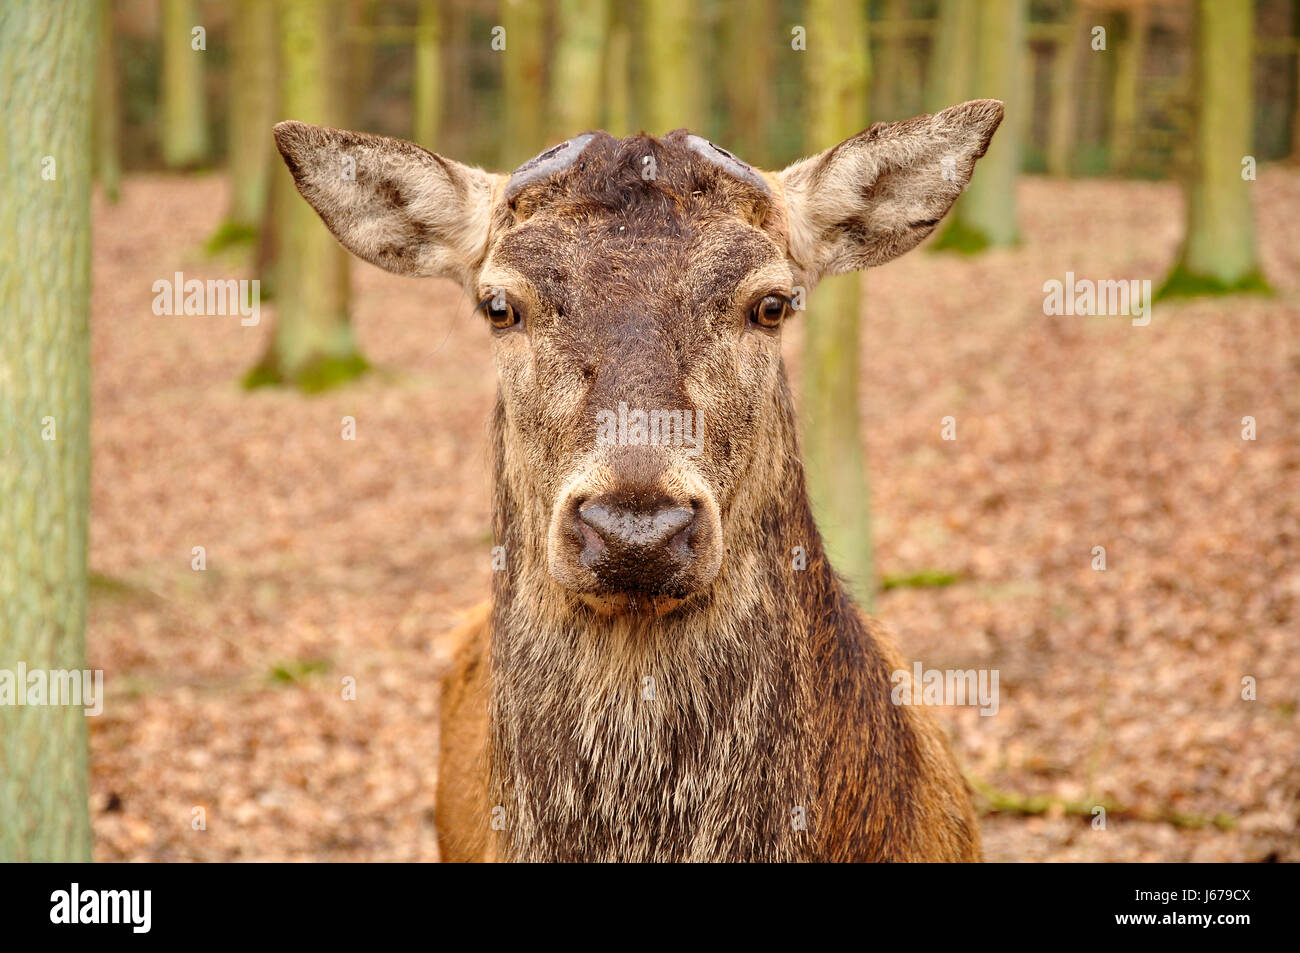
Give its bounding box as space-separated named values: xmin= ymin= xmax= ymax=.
xmin=273 ymin=121 xmax=502 ymax=286
xmin=778 ymin=99 xmax=1004 ymax=283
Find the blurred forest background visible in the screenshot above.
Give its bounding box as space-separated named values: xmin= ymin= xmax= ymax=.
xmin=2 ymin=0 xmax=1298 ymax=862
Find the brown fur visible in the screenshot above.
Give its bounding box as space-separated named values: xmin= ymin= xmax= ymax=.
xmin=276 ymin=100 xmax=1004 ymax=862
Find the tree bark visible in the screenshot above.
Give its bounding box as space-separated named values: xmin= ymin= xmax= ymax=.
xmin=501 ymin=0 xmax=547 ymax=169
xmin=249 ymin=0 xmax=364 ymax=391
xmin=936 ymin=0 xmax=1025 ymax=250
xmin=926 ymin=0 xmax=977 ymax=114
xmin=722 ymin=0 xmax=772 ymax=160
xmin=550 ymin=0 xmax=610 ymax=137
xmin=644 ymin=0 xmax=704 ymax=135
xmin=413 ymin=0 xmax=442 ymax=149
xmin=1047 ymin=3 xmax=1085 ymax=178
xmin=802 ymin=0 xmax=874 ymax=607
xmin=1162 ymin=0 xmax=1267 ymax=294
xmin=0 ymin=0 xmax=96 ymax=862
xmin=1110 ymin=3 xmax=1149 ymax=174
xmin=160 ymin=0 xmax=210 ymax=168
xmin=220 ymin=0 xmax=276 ymax=240
xmin=95 ymin=0 xmax=121 ymax=203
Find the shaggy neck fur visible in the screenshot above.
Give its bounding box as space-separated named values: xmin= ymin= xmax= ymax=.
xmin=485 ymin=362 xmax=931 ymax=862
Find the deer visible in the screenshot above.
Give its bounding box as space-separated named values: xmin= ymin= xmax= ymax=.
xmin=273 ymin=98 xmax=1004 ymax=862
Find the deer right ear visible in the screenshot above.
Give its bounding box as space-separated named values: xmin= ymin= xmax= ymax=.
xmin=273 ymin=121 xmax=502 ymax=287
xmin=777 ymin=99 xmax=1004 ymax=284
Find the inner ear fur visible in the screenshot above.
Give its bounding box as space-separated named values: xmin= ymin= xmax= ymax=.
xmin=778 ymin=99 xmax=1004 ymax=282
xmin=273 ymin=121 xmax=503 ymax=287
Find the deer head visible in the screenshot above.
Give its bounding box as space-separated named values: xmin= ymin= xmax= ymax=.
xmin=274 ymin=100 xmax=1003 ymax=617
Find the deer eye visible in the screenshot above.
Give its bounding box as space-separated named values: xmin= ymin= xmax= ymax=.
xmin=750 ymin=294 xmax=789 ymax=329
xmin=479 ymin=294 xmax=520 ymax=330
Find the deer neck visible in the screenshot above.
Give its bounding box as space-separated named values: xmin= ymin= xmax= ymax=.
xmin=484 ymin=375 xmax=846 ymax=861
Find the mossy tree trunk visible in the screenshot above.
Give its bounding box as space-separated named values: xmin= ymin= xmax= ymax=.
xmin=604 ymin=20 xmax=632 ymax=137
xmin=927 ymin=0 xmax=977 ymax=114
xmin=550 ymin=0 xmax=610 ymax=137
xmin=95 ymin=0 xmax=121 ymax=203
xmin=413 ymin=0 xmax=442 ymax=149
xmin=213 ymin=0 xmax=276 ymax=251
xmin=803 ymin=0 xmax=874 ymax=607
xmin=502 ymin=0 xmax=547 ymax=169
xmin=248 ymin=0 xmax=365 ymax=392
xmin=722 ymin=0 xmax=772 ymax=160
xmin=1160 ymin=0 xmax=1268 ymax=296
xmin=1046 ymin=2 xmax=1086 ymax=178
xmin=1110 ymin=3 xmax=1148 ymax=175
xmin=160 ymin=0 xmax=210 ymax=169
xmin=0 ymin=0 xmax=96 ymax=862
xmin=644 ymin=0 xmax=703 ymax=135
xmin=875 ymin=0 xmax=905 ymax=120
xmin=934 ymin=0 xmax=1025 ymax=251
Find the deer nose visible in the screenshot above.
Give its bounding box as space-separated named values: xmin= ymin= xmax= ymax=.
xmin=575 ymin=498 xmax=698 ymax=590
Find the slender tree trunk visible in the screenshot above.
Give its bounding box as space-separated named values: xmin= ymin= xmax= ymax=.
xmin=95 ymin=0 xmax=121 ymax=203
xmin=413 ymin=0 xmax=442 ymax=148
xmin=0 ymin=0 xmax=96 ymax=862
xmin=1161 ymin=0 xmax=1268 ymax=295
xmin=160 ymin=0 xmax=210 ymax=168
xmin=604 ymin=21 xmax=632 ymax=137
xmin=936 ymin=0 xmax=1025 ymax=250
xmin=644 ymin=0 xmax=703 ymax=135
xmin=502 ymin=0 xmax=547 ymax=169
xmin=248 ymin=0 xmax=364 ymax=391
xmin=345 ymin=0 xmax=377 ymax=128
xmin=875 ymin=0 xmax=905 ymax=120
xmin=722 ymin=0 xmax=772 ymax=160
xmin=1047 ymin=3 xmax=1085 ymax=177
xmin=1110 ymin=4 xmax=1148 ymax=174
xmin=926 ymin=0 xmax=977 ymax=114
xmin=217 ymin=0 xmax=276 ymax=245
xmin=803 ymin=0 xmax=874 ymax=607
xmin=550 ymin=0 xmax=610 ymax=137
xmin=1290 ymin=2 xmax=1300 ymax=162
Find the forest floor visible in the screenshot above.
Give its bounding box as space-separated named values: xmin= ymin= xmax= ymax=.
xmin=85 ymin=169 xmax=1299 ymax=862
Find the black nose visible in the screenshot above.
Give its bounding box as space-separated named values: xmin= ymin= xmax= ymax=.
xmin=576 ymin=498 xmax=698 ymax=591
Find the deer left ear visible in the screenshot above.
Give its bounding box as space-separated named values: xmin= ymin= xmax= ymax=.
xmin=273 ymin=121 xmax=503 ymax=288
xmin=778 ymin=99 xmax=1004 ymax=284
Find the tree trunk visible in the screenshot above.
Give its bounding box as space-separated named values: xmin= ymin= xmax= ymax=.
xmin=0 ymin=0 xmax=96 ymax=862
xmin=502 ymin=0 xmax=547 ymax=169
xmin=875 ymin=0 xmax=905 ymax=120
xmin=1161 ymin=0 xmax=1268 ymax=295
xmin=722 ymin=0 xmax=772 ymax=160
xmin=550 ymin=0 xmax=610 ymax=137
xmin=413 ymin=0 xmax=442 ymax=149
xmin=248 ymin=0 xmax=365 ymax=391
xmin=802 ymin=0 xmax=874 ymax=607
xmin=935 ymin=0 xmax=1025 ymax=250
xmin=604 ymin=21 xmax=632 ymax=137
xmin=160 ymin=0 xmax=210 ymax=168
xmin=215 ymin=0 xmax=276 ymax=248
xmin=95 ymin=0 xmax=121 ymax=203
xmin=644 ymin=0 xmax=703 ymax=135
xmin=1047 ymin=4 xmax=1085 ymax=177
xmin=1110 ymin=3 xmax=1149 ymax=174
xmin=926 ymin=0 xmax=977 ymax=114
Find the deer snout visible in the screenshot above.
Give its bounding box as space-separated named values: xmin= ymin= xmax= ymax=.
xmin=578 ymin=500 xmax=695 ymax=560
xmin=575 ymin=498 xmax=698 ymax=591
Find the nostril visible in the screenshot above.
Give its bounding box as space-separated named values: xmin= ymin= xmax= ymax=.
xmin=577 ymin=500 xmax=697 ymax=554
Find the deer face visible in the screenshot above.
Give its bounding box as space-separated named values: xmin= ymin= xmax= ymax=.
xmin=275 ymin=100 xmax=1002 ymax=615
